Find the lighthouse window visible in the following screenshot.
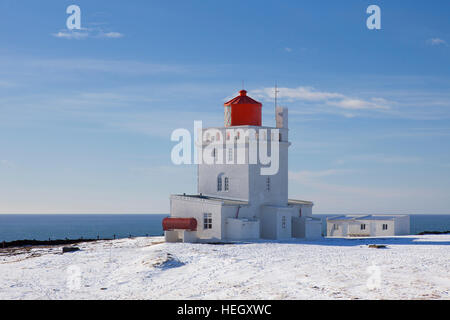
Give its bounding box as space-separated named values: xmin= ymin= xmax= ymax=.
xmin=203 ymin=213 xmax=212 ymax=229
xmin=224 ymin=177 xmax=229 ymax=191
xmin=266 ymin=177 xmax=270 ymax=191
xmin=217 ymin=176 xmax=222 ymax=191
xmin=382 ymin=224 xmax=388 ymax=230
xmin=361 ymin=224 xmax=366 ymax=230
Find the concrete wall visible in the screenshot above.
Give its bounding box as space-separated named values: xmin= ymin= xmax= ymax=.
xmin=305 ymin=219 xmax=322 ymax=239
xmin=327 ymin=217 xmax=409 ymax=237
xmin=261 ymin=206 xmax=293 ymax=240
xmin=164 ymin=230 xmax=180 ymax=243
xmin=225 ymin=218 xmax=260 ymax=240
xmin=292 ymin=217 xmax=305 ymax=238
xmin=170 ymin=196 xmax=223 ymax=240
xmin=301 ymin=205 xmax=313 ymax=217
xmin=372 ymin=220 xmax=395 ymax=237
xmin=198 ymin=162 xmax=249 ymax=201
xmin=327 ymin=221 xmax=346 ymax=237
xmin=198 ymin=126 xmax=289 ymax=208
xmin=394 ymin=216 xmax=410 ymax=235
xmin=164 ymin=230 xmax=198 ymax=243
xmin=290 ymin=204 xmax=313 ymax=218
xmin=260 ymin=206 xmax=278 ymax=239
xmin=294 ymin=217 xmax=322 ymax=239
xmin=276 ymin=208 xmax=292 ymax=239
xmin=347 ymin=222 xmax=371 ymax=237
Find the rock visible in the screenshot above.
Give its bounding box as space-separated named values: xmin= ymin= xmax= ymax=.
xmin=62 ymin=247 xmax=80 ymax=253
xmin=368 ymin=244 xmax=387 ymax=249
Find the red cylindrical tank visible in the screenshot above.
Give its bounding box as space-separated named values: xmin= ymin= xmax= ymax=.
xmin=162 ymin=217 xmax=197 ymax=231
xmin=224 ymin=90 xmax=262 ymax=127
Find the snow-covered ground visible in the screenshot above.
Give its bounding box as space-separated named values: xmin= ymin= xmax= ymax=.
xmin=0 ymin=235 xmax=449 ymax=300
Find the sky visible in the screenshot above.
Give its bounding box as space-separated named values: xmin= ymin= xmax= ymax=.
xmin=0 ymin=0 xmax=449 ymax=214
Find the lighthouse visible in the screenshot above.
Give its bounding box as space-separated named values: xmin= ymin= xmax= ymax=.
xmin=163 ymin=89 xmax=322 ymax=243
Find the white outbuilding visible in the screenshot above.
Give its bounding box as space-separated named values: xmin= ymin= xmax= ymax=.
xmin=163 ymin=90 xmax=322 ymax=243
xmin=326 ymin=215 xmax=410 ymax=237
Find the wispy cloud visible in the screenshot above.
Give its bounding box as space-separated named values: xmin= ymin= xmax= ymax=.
xmin=52 ymin=27 xmax=124 ymax=40
xmin=250 ymin=83 xmax=450 ymax=120
xmin=253 ymin=86 xmax=343 ymax=102
xmin=52 ymin=30 xmax=89 ymax=40
xmin=427 ymin=38 xmax=447 ymax=46
xmin=335 ymin=154 xmax=422 ymax=165
xmin=100 ymin=32 xmax=124 ymax=38
xmin=250 ymin=86 xmax=391 ymax=112
xmin=289 ymin=169 xmax=355 ymax=181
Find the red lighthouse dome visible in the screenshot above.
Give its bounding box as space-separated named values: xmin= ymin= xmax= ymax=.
xmin=224 ymin=90 xmax=262 ymax=127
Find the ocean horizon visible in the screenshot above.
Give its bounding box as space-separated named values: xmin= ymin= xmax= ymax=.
xmin=0 ymin=213 xmax=449 ymax=242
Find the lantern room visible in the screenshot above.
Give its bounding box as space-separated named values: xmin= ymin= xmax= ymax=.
xmin=224 ymin=90 xmax=262 ymax=127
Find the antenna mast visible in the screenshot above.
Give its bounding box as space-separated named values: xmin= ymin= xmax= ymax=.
xmin=274 ymin=83 xmax=279 ymax=119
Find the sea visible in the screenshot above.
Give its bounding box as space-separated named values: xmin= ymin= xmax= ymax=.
xmin=0 ymin=214 xmax=449 ymax=242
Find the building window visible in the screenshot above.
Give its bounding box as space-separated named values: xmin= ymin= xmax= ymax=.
xmin=282 ymin=216 xmax=286 ymax=229
xmin=224 ymin=177 xmax=229 ymax=191
xmin=203 ymin=213 xmax=212 ymax=229
xmin=217 ymin=176 xmax=222 ymax=191
xmin=228 ymin=148 xmax=233 ymax=162
xmin=333 ymin=224 xmax=339 ymax=230
xmin=382 ymin=224 xmax=388 ymax=230
xmin=266 ymin=177 xmax=270 ymax=191
xmin=361 ymin=224 xmax=366 ymax=230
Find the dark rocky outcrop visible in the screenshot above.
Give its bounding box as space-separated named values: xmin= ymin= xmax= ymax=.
xmin=1 ymin=238 xmax=104 ymax=249
xmin=417 ymin=231 xmax=450 ymax=235
xmin=62 ymin=247 xmax=80 ymax=253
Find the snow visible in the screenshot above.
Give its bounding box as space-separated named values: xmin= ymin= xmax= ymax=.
xmin=0 ymin=235 xmax=449 ymax=300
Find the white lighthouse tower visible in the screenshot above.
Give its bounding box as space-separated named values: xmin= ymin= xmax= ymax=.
xmin=163 ymin=90 xmax=322 ymax=243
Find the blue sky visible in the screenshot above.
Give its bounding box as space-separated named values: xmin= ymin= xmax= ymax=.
xmin=0 ymin=0 xmax=449 ymax=214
